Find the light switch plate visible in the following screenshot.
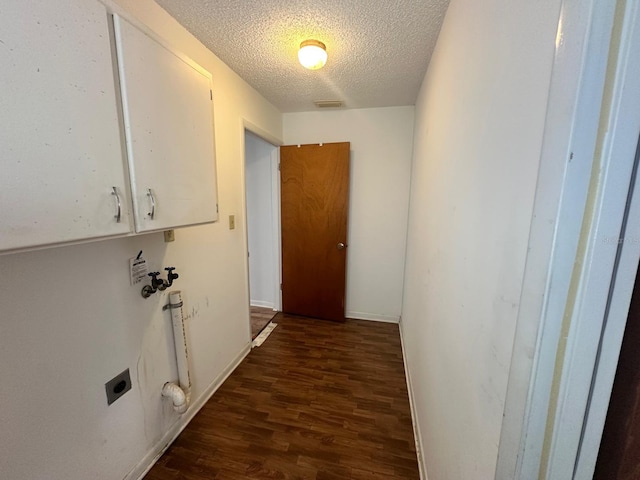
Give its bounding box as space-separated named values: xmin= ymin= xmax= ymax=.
xmin=164 ymin=229 xmax=175 ymax=242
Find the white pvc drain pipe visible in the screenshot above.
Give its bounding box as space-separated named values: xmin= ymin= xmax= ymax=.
xmin=161 ymin=290 xmax=191 ymax=414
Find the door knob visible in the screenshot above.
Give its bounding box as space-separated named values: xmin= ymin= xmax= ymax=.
xmin=337 ymin=242 xmax=346 ymax=250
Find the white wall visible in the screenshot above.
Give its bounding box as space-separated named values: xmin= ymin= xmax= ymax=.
xmin=283 ymin=107 xmax=414 ymax=322
xmin=400 ymin=0 xmax=562 ymax=478
xmin=0 ymin=1 xmax=282 ymax=479
xmin=245 ymin=130 xmax=278 ymax=309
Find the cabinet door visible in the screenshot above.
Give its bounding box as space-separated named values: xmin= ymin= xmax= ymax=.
xmin=113 ymin=15 xmax=219 ymax=233
xmin=0 ymin=0 xmax=132 ymax=252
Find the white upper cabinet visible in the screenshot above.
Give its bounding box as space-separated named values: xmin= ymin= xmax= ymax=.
xmin=113 ymin=15 xmax=219 ymax=233
xmin=0 ymin=0 xmax=132 ymax=252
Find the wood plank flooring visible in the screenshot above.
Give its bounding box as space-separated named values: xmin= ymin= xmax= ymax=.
xmin=144 ymin=313 xmax=419 ymax=480
xmin=250 ymin=306 xmax=277 ymax=339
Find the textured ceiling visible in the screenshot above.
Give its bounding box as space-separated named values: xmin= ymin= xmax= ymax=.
xmin=155 ymin=0 xmax=450 ymax=112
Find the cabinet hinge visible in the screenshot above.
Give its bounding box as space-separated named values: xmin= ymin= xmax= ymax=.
xmin=216 ymin=204 xmax=219 ymax=214
xmin=278 ymin=163 xmax=280 ymax=171
xmin=280 ymin=283 xmax=283 ymax=290
xmin=210 ymin=90 xmax=213 ymax=101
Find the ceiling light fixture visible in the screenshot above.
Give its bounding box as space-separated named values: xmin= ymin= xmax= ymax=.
xmin=298 ymin=40 xmax=327 ymax=70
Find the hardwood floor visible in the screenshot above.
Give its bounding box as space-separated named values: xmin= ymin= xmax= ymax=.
xmin=145 ymin=313 xmax=420 ymax=480
xmin=250 ymin=306 xmax=277 ymax=339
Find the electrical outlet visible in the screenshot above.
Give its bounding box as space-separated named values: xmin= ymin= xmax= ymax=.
xmin=163 ymin=229 xmax=175 ymax=242
xmin=229 ymin=215 xmax=235 ymax=230
xmin=105 ymin=369 xmax=132 ymax=405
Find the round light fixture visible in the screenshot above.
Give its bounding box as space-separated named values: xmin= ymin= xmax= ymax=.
xmin=298 ymin=39 xmax=327 ymax=70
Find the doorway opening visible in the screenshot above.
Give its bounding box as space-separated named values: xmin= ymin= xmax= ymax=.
xmin=243 ymin=129 xmax=281 ymax=340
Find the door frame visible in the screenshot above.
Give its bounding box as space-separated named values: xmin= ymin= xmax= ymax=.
xmin=559 ymin=1 xmax=640 ymax=476
xmin=240 ymin=120 xmax=282 ymax=340
xmin=270 ymin=146 xmax=283 ymax=311
xmin=497 ymin=0 xmax=640 ymax=478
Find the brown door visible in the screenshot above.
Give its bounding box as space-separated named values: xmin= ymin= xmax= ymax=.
xmin=280 ymin=142 xmax=350 ymax=322
xmin=594 ymin=262 xmax=640 ymax=479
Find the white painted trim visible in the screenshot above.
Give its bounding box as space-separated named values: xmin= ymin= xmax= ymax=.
xmin=239 ymin=122 xmax=253 ymax=341
xmin=126 ymin=342 xmax=251 ymax=480
xmin=241 ymin=119 xmax=283 ymax=342
xmin=346 ymin=311 xmax=400 ymax=324
xmin=398 ymin=320 xmax=428 ymax=480
xmin=544 ymin=17 xmax=635 ymax=473
xmin=576 ymin=179 xmax=640 ymax=476
xmin=250 ymin=300 xmax=276 ymax=309
xmin=270 ymin=148 xmax=282 ymax=312
xmin=559 ymin=1 xmax=640 ymax=477
xmin=496 ymin=0 xmax=619 ymax=478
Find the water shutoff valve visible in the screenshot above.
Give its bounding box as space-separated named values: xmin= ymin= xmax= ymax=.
xmin=141 ymin=267 xmax=179 ymax=298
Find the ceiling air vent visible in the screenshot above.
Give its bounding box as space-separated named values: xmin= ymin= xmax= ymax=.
xmin=314 ymin=100 xmax=343 ymax=108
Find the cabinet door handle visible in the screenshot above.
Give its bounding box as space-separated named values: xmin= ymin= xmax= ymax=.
xmin=147 ymin=188 xmax=156 ymax=220
xmin=111 ymin=186 xmax=121 ymax=223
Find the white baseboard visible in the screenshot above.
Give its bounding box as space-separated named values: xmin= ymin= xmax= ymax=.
xmin=126 ymin=342 xmax=252 ymax=480
xmin=346 ymin=311 xmax=400 ymax=323
xmin=399 ymin=320 xmax=428 ymax=480
xmin=250 ymin=300 xmax=276 ymax=310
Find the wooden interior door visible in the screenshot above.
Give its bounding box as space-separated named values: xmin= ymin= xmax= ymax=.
xmin=280 ymin=142 xmax=350 ymax=322
xmin=594 ymin=262 xmax=640 ymax=479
